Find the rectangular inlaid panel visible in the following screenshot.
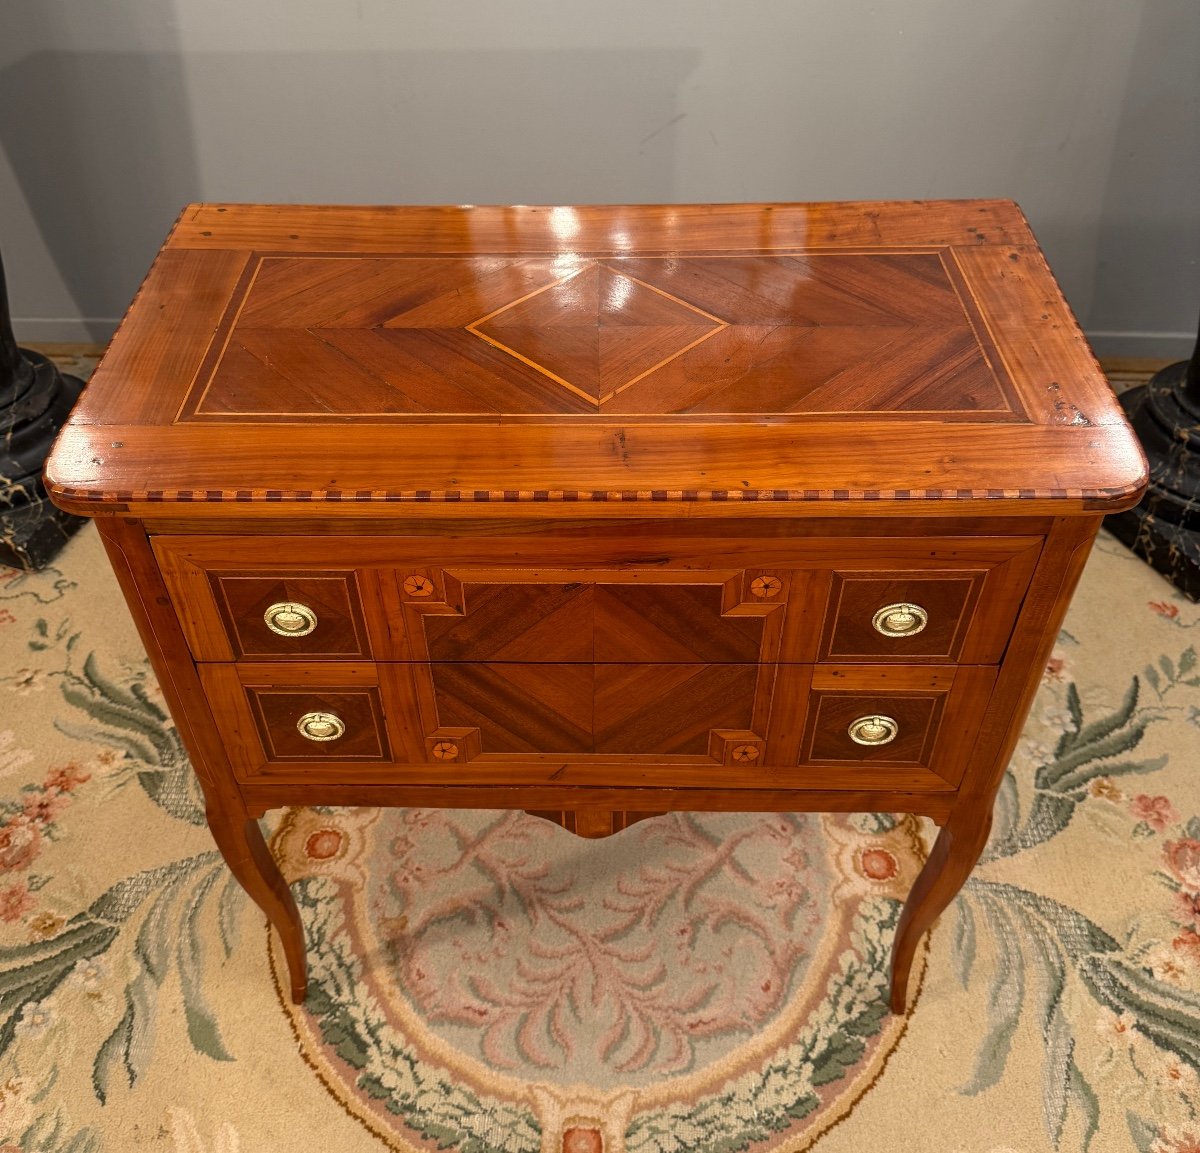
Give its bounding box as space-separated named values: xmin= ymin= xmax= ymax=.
xmin=178 ymin=251 xmax=1022 ymax=422
xmin=212 ymin=573 xmax=370 ymax=659
xmin=248 ymin=687 xmax=390 ymax=761
xmin=782 ymin=664 xmax=998 ymax=785
xmin=821 ymin=573 xmax=981 ymax=662
xmin=805 ymin=694 xmax=943 ymax=765
xmin=425 ymin=662 xmax=762 ymax=757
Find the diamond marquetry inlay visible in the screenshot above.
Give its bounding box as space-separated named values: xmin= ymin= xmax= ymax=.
xmin=183 ymin=250 xmax=1019 ymax=421
xmin=468 ymin=263 xmax=726 ymax=405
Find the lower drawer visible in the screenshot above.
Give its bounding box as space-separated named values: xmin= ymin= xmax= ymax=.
xmin=199 ymin=660 xmax=995 ymax=791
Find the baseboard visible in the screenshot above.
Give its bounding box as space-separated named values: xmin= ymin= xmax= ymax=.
xmin=12 ymin=318 xmax=119 ymax=344
xmin=21 ymin=341 xmax=108 ymax=358
xmin=1085 ymin=331 xmax=1194 ymax=361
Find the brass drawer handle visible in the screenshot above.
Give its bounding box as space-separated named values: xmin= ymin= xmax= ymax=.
xmin=847 ymin=714 xmax=899 ymax=746
xmin=872 ymin=602 xmax=928 ymax=638
xmin=264 ymin=601 xmax=318 ymax=637
xmin=296 ymin=711 xmax=345 ymax=742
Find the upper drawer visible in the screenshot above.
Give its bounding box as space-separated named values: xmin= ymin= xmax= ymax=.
xmin=153 ymin=533 xmax=1042 ymax=664
xmin=153 ymin=561 xmax=375 ymax=661
xmin=814 ymin=566 xmax=1031 ymax=664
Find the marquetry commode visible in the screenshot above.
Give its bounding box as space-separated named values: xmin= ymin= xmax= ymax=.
xmin=46 ymin=201 xmax=1146 ymax=1013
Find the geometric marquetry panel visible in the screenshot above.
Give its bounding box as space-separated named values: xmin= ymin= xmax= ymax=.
xmin=425 ymin=662 xmax=761 ymax=758
xmin=593 ymin=663 xmax=759 ymax=755
xmin=183 ymin=251 xmax=1021 ymax=421
xmin=592 ymin=585 xmax=764 ymax=663
xmin=429 ymin=663 xmax=593 ymax=753
xmin=424 ymin=584 xmax=593 ymax=663
xmin=413 ymin=570 xmax=781 ymax=761
xmin=422 ymin=580 xmax=765 ymax=664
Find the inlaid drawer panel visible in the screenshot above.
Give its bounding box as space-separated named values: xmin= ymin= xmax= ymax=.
xmin=427 ymin=661 xmax=764 ymax=756
xmin=806 ymin=692 xmax=941 ymax=765
xmin=777 ymin=665 xmax=997 ymax=787
xmin=199 ymin=664 xmax=394 ymax=768
xmin=421 ymin=581 xmax=768 ymax=664
xmin=249 ymin=688 xmax=390 ymax=761
xmin=198 ymin=659 xmax=989 ymax=792
xmin=819 ymin=573 xmax=981 ymax=662
xmin=199 ymin=660 xmax=773 ymax=776
xmin=213 ymin=573 xmax=371 ymax=659
xmin=154 ymin=533 xmax=1041 ymax=667
xmin=810 ymin=547 xmax=1041 ymax=665
xmin=408 ymin=572 xmax=780 ymax=666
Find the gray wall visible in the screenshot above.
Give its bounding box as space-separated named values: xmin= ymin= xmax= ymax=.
xmin=2 ymin=0 xmax=1197 ymax=355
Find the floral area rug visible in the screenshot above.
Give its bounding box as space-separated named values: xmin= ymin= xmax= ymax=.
xmin=0 ymin=525 xmax=1198 ymax=1153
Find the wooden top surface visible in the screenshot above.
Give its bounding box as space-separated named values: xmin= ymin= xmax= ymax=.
xmin=46 ymin=202 xmax=1147 ymax=516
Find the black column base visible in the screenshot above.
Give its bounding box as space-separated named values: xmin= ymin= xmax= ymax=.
xmin=0 ymin=488 xmax=89 ymax=571
xmin=1105 ymin=362 xmax=1200 ymax=602
xmin=0 ymin=348 xmax=89 ymax=572
xmin=1105 ymin=500 xmax=1200 ymax=602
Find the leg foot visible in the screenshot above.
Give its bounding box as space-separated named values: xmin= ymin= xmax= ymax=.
xmin=889 ymin=806 xmax=993 ymax=1014
xmin=207 ymin=802 xmax=308 ymax=1002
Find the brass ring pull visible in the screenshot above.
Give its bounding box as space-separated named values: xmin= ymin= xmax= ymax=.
xmin=264 ymin=601 xmax=318 ymax=637
xmin=871 ymin=602 xmax=928 ymax=638
xmin=847 ymin=714 xmax=899 ymax=746
xmin=296 ymin=711 xmax=345 ymax=742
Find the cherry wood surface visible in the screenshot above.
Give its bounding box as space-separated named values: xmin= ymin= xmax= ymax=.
xmin=45 ymin=202 xmax=1146 ymax=517
xmin=47 ymin=203 xmax=1148 ymax=1016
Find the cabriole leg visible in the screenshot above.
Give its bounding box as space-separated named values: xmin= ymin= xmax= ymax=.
xmin=889 ymin=805 xmax=993 ymax=1014
xmin=206 ymin=798 xmax=308 ymax=1003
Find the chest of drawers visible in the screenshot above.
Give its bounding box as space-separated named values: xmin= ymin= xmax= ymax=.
xmin=45 ymin=201 xmax=1147 ymax=1013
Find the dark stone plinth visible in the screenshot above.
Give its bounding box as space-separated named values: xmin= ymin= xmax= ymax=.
xmin=0 ymin=478 xmax=88 ymax=570
xmin=1 ymin=252 xmax=89 ymax=571
xmin=1106 ymin=347 xmax=1200 ymax=602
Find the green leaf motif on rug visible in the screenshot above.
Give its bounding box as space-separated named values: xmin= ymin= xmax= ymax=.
xmin=0 ymin=641 xmax=243 ymax=1135
xmin=54 ymin=650 xmax=206 ymax=827
xmin=955 ymin=658 xmax=1200 ymax=1151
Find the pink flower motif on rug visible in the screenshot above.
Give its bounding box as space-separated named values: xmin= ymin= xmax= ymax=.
xmin=1164 ymin=838 xmax=1200 ymax=894
xmin=858 ymin=847 xmax=900 ymax=882
xmin=1131 ymin=794 xmax=1179 ymax=832
xmin=0 ymin=882 xmax=35 ymax=924
xmin=1176 ymin=890 xmax=1200 ymax=927
xmin=1152 ymin=1126 xmax=1200 ymax=1153
xmin=562 ymin=1127 xmax=603 ymax=1153
xmin=0 ymin=819 xmax=41 ymax=872
xmin=0 ymin=759 xmax=92 ymax=933
xmin=304 ymin=829 xmax=345 ymax=861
